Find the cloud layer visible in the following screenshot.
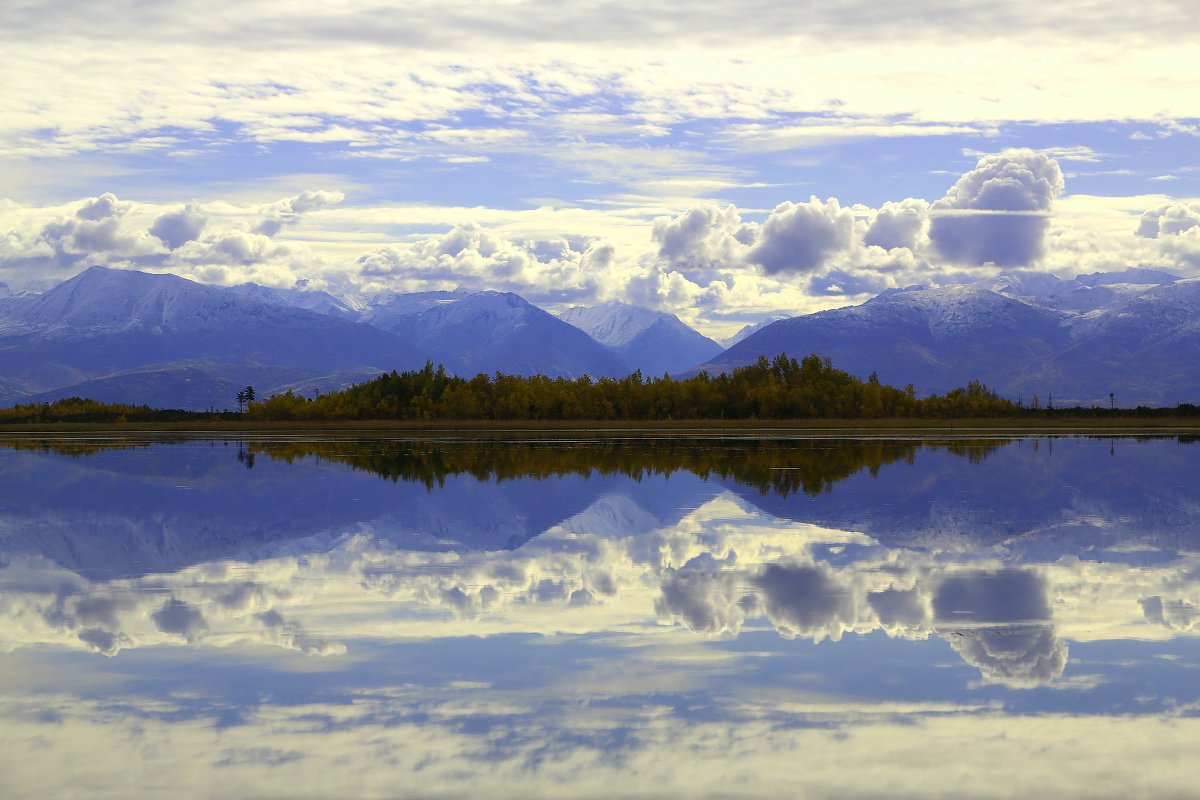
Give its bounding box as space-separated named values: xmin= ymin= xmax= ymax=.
xmin=2 ymin=147 xmax=1198 ymax=337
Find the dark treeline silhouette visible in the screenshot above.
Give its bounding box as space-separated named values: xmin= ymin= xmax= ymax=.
xmin=248 ymin=354 xmax=1018 ymax=421
xmin=3 ymin=354 xmax=1199 ymax=424
xmin=251 ymin=436 xmax=1009 ymax=498
xmin=0 ymin=398 xmax=210 ymax=425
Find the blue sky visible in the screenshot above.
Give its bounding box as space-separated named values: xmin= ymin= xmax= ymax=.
xmin=2 ymin=0 xmax=1198 ymax=335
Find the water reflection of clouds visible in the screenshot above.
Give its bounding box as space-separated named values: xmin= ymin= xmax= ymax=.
xmin=4 ymin=490 xmax=1200 ymax=690
xmin=932 ymin=570 xmax=1067 ymax=687
xmin=4 ymin=677 xmax=1200 ymax=799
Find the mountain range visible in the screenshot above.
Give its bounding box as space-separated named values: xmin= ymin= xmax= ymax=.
xmin=0 ymin=265 xmax=1197 ymax=409
xmin=559 ymin=302 xmax=722 ymax=377
xmin=0 ymin=267 xmax=719 ymax=409
xmin=693 ymin=269 xmax=1200 ymax=407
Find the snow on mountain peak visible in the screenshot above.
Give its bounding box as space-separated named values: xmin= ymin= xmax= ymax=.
xmin=226 ymin=282 xmax=361 ymax=318
xmin=9 ymin=266 xmax=231 ymax=335
xmin=559 ymin=302 xmax=666 ymax=347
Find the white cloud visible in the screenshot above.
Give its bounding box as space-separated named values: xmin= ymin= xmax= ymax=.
xmin=1136 ymin=202 xmax=1200 ymax=239
xmin=929 ymin=149 xmax=1065 ymax=267
xmin=935 ymin=149 xmax=1064 ymax=213
xmin=1132 ymin=202 xmax=1200 ymax=268
xmin=651 ymin=204 xmax=754 ymax=281
xmin=150 ymin=203 xmax=207 ymax=249
xmin=355 ymin=223 xmax=619 ymax=304
xmin=2 ymin=1 xmax=1199 ymax=176
xmin=749 ymin=197 xmax=856 ymax=275
xmin=254 ymin=190 xmax=345 ymax=236
xmin=864 ymin=198 xmax=929 ymax=251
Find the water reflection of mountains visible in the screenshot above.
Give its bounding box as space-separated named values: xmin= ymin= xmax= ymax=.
xmin=2 ymin=435 xmax=1199 ymax=579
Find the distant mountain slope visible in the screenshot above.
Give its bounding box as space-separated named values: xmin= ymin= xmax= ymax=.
xmin=560 ymin=302 xmax=723 ymax=376
xmin=225 ymin=282 xmax=363 ymax=319
xmin=689 ymin=271 xmax=1200 ymax=406
xmin=719 ymin=314 xmax=791 ymax=349
xmin=364 ymin=290 xmax=628 ymax=378
xmin=0 ymin=267 xmax=428 ymax=408
xmin=8 ymin=266 xmax=1198 ymax=410
xmin=27 ymin=362 xmax=319 ymax=410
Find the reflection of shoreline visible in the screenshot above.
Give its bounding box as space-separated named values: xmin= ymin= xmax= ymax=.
xmin=1 ymin=435 xmax=1011 ymax=497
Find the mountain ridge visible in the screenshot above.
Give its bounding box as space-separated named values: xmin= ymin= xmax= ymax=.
xmin=690 ymin=270 xmax=1199 ymax=406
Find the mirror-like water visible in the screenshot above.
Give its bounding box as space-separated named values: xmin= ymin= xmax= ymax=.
xmin=2 ymin=433 xmax=1198 ymax=798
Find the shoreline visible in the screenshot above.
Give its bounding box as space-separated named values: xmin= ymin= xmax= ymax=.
xmin=2 ymin=416 xmax=1199 ymax=438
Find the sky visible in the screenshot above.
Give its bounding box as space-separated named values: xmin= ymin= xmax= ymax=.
xmin=2 ymin=0 xmax=1199 ymax=336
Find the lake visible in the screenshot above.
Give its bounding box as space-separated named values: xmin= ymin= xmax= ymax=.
xmin=2 ymin=432 xmax=1199 ymax=798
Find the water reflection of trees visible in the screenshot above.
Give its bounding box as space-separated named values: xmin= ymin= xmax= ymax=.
xmin=0 ymin=439 xmax=163 ymax=457
xmin=249 ymin=437 xmax=1011 ymax=497
xmin=7 ymin=434 xmax=1194 ymax=503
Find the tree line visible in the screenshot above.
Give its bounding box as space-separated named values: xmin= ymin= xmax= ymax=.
xmin=247 ymin=354 xmax=1019 ymax=421
xmin=4 ymin=353 xmax=1199 ymax=424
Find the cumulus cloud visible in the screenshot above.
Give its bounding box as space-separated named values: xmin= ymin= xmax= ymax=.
xmin=175 ymin=230 xmax=287 ymax=266
xmin=76 ymin=192 xmax=131 ymax=221
xmin=929 ymin=150 xmax=1065 ymax=267
xmin=652 ymin=204 xmax=755 ymax=281
xmin=624 ymin=267 xmax=706 ymax=310
xmin=1135 ymin=202 xmax=1200 ymax=239
xmin=0 ymin=193 xmax=168 ymax=287
xmin=749 ymin=198 xmax=855 ymax=274
xmin=356 ymin=223 xmax=614 ymax=304
xmin=864 ymin=198 xmax=929 ymax=251
xmin=150 ymin=203 xmax=207 ymax=249
xmin=0 ymin=190 xmax=352 ymax=291
xmin=48 ymin=193 xmax=146 ymax=257
xmin=650 ymin=197 xmax=858 ymax=288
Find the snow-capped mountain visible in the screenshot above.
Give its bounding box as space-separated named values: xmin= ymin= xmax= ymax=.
xmin=690 ymin=269 xmax=1199 ymax=406
xmin=0 ymin=441 xmax=633 ymax=579
xmin=0 ymin=269 xmax=636 ymax=408
xmin=226 ymin=282 xmax=363 ymax=319
xmin=361 ymin=289 xmax=628 ymax=378
xmin=0 ymin=266 xmax=428 ymax=409
xmin=6 ymin=265 xmax=1199 ymax=409
xmin=559 ymin=302 xmax=723 ymax=376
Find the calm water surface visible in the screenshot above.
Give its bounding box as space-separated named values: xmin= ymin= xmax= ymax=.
xmin=1 ymin=433 xmax=1199 ymax=798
